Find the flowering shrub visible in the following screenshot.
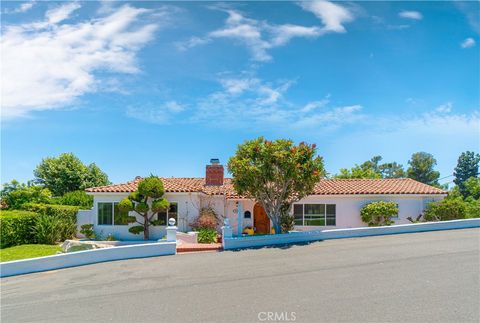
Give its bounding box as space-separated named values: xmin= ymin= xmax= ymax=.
xmin=190 ymin=207 xmax=219 ymax=230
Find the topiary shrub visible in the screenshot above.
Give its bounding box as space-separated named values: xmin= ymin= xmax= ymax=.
xmin=118 ymin=176 xmax=170 ymax=240
xmin=424 ymin=198 xmax=466 ymax=221
xmin=361 ymin=201 xmax=398 ymax=226
xmin=129 ymin=225 xmax=144 ymax=235
xmin=197 ymin=228 xmax=217 ymax=244
xmin=0 ymin=210 xmax=38 ymax=248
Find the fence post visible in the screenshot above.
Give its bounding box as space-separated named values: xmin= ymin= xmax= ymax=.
xmin=221 ymin=218 xmax=233 ymax=248
xmin=166 ymin=218 xmax=177 ymax=242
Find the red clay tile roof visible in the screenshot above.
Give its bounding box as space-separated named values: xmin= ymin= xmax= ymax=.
xmin=86 ymin=177 xmax=446 ymax=197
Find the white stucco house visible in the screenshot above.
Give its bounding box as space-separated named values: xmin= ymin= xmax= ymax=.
xmin=78 ymin=160 xmax=447 ymax=240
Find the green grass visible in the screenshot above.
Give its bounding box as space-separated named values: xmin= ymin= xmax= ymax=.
xmin=0 ymin=244 xmax=62 ymax=262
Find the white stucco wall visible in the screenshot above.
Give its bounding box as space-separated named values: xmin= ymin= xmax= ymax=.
xmin=224 ymin=194 xmax=446 ymax=234
xmin=294 ymin=194 xmax=445 ymax=231
xmin=85 ymin=192 xmax=445 ymax=239
xmin=225 ymin=199 xmax=256 ymax=235
xmin=88 ymin=193 xmax=205 ymax=240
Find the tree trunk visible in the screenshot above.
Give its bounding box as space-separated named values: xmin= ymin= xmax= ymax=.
xmin=144 ymin=216 xmax=150 ymax=240
xmin=271 ymin=215 xmax=282 ymax=234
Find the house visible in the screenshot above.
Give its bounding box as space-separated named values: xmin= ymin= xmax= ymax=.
xmin=79 ymin=160 xmax=447 ymax=240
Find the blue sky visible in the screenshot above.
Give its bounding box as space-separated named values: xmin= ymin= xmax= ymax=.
xmin=1 ymin=1 xmax=479 ymax=187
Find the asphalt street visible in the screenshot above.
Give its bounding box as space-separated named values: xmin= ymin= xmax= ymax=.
xmin=1 ymin=228 xmax=479 ymax=323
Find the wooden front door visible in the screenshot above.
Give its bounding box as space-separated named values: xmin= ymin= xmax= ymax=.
xmin=254 ymin=203 xmax=270 ymax=234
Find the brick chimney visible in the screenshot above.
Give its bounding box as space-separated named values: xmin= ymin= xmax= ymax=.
xmin=206 ymin=159 xmax=224 ymax=186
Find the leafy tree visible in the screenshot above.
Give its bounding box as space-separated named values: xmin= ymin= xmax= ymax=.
xmin=34 ymin=153 xmax=110 ymax=196
xmin=228 ymin=137 xmax=325 ymax=234
xmin=407 ymin=152 xmax=440 ymax=186
xmin=335 ymin=156 xmax=405 ymax=179
xmin=118 ymin=176 xmax=170 ymax=240
xmin=379 ymin=162 xmax=405 ymax=178
xmin=0 ymin=180 xmax=51 ymax=209
xmin=335 ymin=166 xmax=381 ymax=179
xmin=463 ymin=177 xmax=480 ymax=200
xmin=85 ymin=164 xmax=110 ymax=189
xmin=453 ymin=151 xmax=480 ymax=198
xmin=360 ymin=201 xmax=398 ymax=226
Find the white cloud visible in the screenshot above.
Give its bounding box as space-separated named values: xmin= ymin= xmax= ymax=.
xmin=436 ymin=102 xmax=452 ymax=113
xmin=178 ymin=1 xmax=353 ymax=62
xmin=299 ymin=0 xmax=354 ymax=33
xmin=269 ymin=24 xmax=321 ymax=46
xmin=4 ymin=1 xmax=36 ymax=14
xmin=461 ymin=37 xmax=476 ymax=49
xmin=1 ymin=4 xmax=165 ymax=119
xmin=399 ymin=10 xmax=423 ymax=20
xmin=45 ymin=2 xmax=80 ymax=24
xmin=454 ymin=2 xmax=480 ymax=34
xmin=126 ymin=101 xmax=185 ymax=124
xmin=136 ymin=74 xmax=361 ymax=130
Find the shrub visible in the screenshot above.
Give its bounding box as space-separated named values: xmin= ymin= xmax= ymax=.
xmin=197 ymin=228 xmax=217 ymax=244
xmin=0 ymin=184 xmax=52 ymax=210
xmin=53 ymin=190 xmax=93 ymax=209
xmin=280 ymin=214 xmax=295 ymax=233
xmin=0 ymin=210 xmax=38 ymax=248
xmin=424 ymin=198 xmax=466 ymax=221
xmin=465 ymin=198 xmax=480 ymax=219
xmin=80 ymin=224 xmax=96 ymax=239
xmin=190 ymin=207 xmax=219 ymax=230
xmin=361 ymin=201 xmax=398 ymax=226
xmin=22 ymin=203 xmax=78 ymax=240
xmin=106 ymin=233 xmax=117 ymax=241
xmin=34 ymin=213 xmax=61 ymax=244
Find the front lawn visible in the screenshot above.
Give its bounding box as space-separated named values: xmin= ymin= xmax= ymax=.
xmin=0 ymin=244 xmax=62 ymax=262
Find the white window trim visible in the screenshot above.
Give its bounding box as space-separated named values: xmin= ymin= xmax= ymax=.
xmin=97 ymin=202 xmax=117 ymax=226
xmin=293 ymin=203 xmax=336 ymax=227
xmin=156 ymin=201 xmax=178 ymax=226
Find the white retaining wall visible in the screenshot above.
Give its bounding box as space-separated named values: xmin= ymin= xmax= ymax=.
xmin=0 ymin=241 xmax=176 ymax=278
xmin=222 ymin=218 xmax=480 ymax=250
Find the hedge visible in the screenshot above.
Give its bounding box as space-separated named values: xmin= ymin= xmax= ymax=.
xmin=0 ymin=210 xmax=38 ymax=248
xmin=22 ymin=203 xmax=79 ymax=241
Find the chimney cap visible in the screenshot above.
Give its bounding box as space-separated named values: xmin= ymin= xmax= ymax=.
xmin=210 ymin=158 xmax=220 ymax=165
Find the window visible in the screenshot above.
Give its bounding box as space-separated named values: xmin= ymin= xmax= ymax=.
xmin=157 ymin=202 xmax=178 ymax=226
xmin=293 ymin=203 xmax=336 ymax=226
xmin=97 ymin=202 xmax=130 ymax=226
xmin=326 ymin=204 xmax=336 ymax=226
xmin=98 ymin=202 xmax=113 ymax=225
xmin=244 ymin=211 xmax=251 ymax=219
xmin=294 ymin=204 xmax=303 ymax=225
xmin=304 ymin=204 xmax=325 ymax=226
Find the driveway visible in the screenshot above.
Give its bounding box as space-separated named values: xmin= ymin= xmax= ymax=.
xmin=1 ymin=228 xmax=479 ymax=323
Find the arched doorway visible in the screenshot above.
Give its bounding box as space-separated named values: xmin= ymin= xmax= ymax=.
xmin=254 ymin=203 xmax=270 ymax=234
